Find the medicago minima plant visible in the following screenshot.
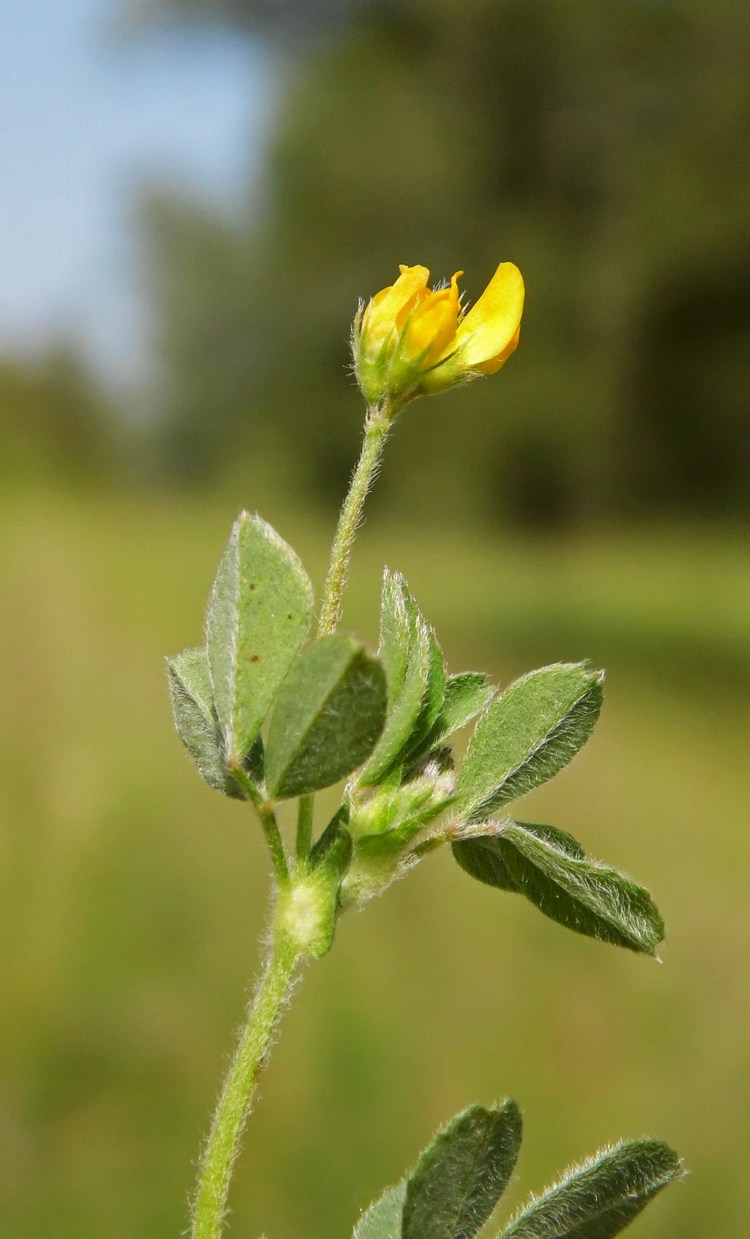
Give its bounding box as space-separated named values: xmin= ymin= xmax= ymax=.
xmin=167 ymin=260 xmax=683 ymax=1239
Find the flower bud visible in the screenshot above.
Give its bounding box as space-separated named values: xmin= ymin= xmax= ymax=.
xmin=353 ymin=261 xmax=525 ymax=408
xmin=341 ymin=771 xmax=455 ymax=907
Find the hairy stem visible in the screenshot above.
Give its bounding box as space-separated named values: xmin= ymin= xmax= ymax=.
xmin=190 ymin=915 xmax=302 ymax=1239
xmin=317 ymin=405 xmax=393 ymax=638
xmin=190 ymin=398 xmax=398 ymax=1236
xmin=231 ymin=767 xmax=290 ymax=887
xmin=257 ymin=803 xmax=290 ymax=887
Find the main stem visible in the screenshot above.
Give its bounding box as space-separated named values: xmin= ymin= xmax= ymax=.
xmin=191 ymin=401 xmax=394 ymax=1237
xmin=190 ymin=914 xmax=302 ymax=1239
xmin=317 ymin=405 xmax=393 ymax=639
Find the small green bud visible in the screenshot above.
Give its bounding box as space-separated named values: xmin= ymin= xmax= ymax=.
xmin=342 ymin=768 xmax=455 ymax=908
xmin=349 ymin=777 xmax=436 ymax=839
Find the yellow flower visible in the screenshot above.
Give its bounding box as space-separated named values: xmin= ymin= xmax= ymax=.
xmin=354 ymin=261 xmax=524 ymax=408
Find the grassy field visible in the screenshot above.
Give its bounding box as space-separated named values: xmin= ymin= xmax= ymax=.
xmin=1 ymin=485 xmax=748 ymax=1237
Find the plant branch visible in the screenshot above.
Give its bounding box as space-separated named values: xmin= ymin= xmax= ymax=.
xmin=231 ymin=767 xmax=290 ymax=886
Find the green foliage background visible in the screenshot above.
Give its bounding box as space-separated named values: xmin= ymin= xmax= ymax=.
xmin=1 ymin=0 xmax=749 ymax=1235
xmin=138 ymin=0 xmax=750 ymax=530
xmin=2 ymin=485 xmax=749 ymax=1236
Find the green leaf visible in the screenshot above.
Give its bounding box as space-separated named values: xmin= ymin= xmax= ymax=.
xmin=456 ymin=664 xmax=604 ymax=821
xmin=265 ymin=636 xmax=387 ymax=799
xmin=243 ymin=733 xmax=265 ymax=785
xmin=378 ymin=569 xmax=412 ymax=698
xmin=310 ymin=807 xmax=353 ymax=888
xmin=205 ymin=512 xmax=313 ymax=763
xmin=404 ymin=672 xmax=494 ymax=780
xmin=360 ymin=572 xmax=433 ymax=786
xmin=403 ymin=1101 xmax=523 ymax=1239
xmin=310 ymin=804 xmax=351 ymax=868
xmin=452 ymin=822 xmax=664 ymax=954
xmin=499 ymin=1139 xmax=682 ymax=1238
xmin=166 ymin=648 xmax=245 ymax=798
xmin=402 ymin=630 xmax=447 ymax=762
xmin=353 ymin=1182 xmax=407 ymax=1239
xmin=433 ymin=672 xmax=495 ymax=743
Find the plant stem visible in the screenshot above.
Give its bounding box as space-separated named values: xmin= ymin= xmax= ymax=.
xmin=257 ymin=803 xmax=289 ymax=886
xmin=317 ymin=405 xmax=393 ymax=638
xmin=190 ymin=915 xmax=302 ymax=1239
xmin=231 ymin=767 xmax=290 ymax=887
xmin=190 ymin=399 xmax=397 ymax=1237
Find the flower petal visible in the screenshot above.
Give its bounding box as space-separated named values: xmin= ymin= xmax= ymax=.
xmin=403 ymin=272 xmax=462 ymax=362
xmin=362 ymin=264 xmax=430 ymax=352
xmin=455 ymin=263 xmax=525 ymax=370
xmin=379 ymin=264 xmax=430 ymax=320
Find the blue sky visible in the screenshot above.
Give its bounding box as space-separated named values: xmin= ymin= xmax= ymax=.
xmin=0 ymin=0 xmax=274 ymax=381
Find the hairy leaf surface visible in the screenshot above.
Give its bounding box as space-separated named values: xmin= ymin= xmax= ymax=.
xmin=353 ymin=1183 xmax=407 ymax=1239
xmin=403 ymin=1101 xmax=522 ymax=1239
xmin=361 ymin=571 xmax=433 ymax=784
xmin=266 ymin=636 xmax=386 ymax=799
xmin=453 ymin=822 xmax=664 ymax=954
xmin=499 ymin=1139 xmax=681 ymax=1237
xmin=166 ymin=647 xmax=245 ymax=798
xmin=206 ymin=512 xmax=313 ymax=762
xmin=456 ymin=664 xmax=604 ymax=820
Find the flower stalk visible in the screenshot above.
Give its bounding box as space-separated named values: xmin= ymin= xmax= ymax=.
xmin=317 ymin=403 xmax=393 ymax=639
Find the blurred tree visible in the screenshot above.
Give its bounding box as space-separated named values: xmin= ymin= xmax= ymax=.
xmin=136 ymin=0 xmax=366 ymax=39
xmin=142 ymin=191 xmax=268 ymax=484
xmin=0 ymin=345 xmax=120 ymax=489
xmin=629 ymin=255 xmax=750 ymax=516
xmin=136 ymin=0 xmax=750 ymax=528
